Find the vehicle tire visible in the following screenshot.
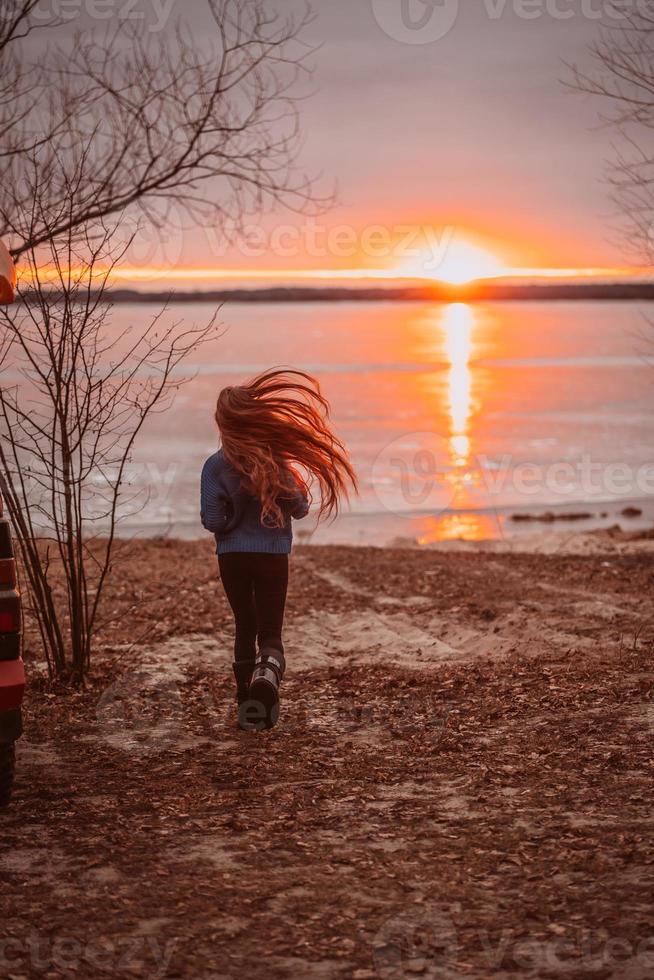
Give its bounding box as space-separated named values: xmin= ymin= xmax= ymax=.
xmin=0 ymin=742 xmax=16 ymax=807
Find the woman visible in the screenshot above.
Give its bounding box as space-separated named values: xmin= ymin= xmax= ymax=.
xmin=201 ymin=369 xmax=357 ymax=730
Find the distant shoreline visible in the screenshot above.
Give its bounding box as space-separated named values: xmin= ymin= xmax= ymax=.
xmin=109 ymin=282 xmax=654 ymax=303
xmin=91 ymin=495 xmax=654 ymax=549
xmin=20 ymin=281 xmax=654 ymax=305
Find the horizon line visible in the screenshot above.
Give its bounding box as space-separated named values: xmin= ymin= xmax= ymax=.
xmin=102 ymin=265 xmax=652 ymax=287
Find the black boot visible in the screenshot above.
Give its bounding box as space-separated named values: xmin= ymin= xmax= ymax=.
xmin=249 ymin=648 xmax=286 ymax=730
xmin=232 ymin=660 xmax=256 ymax=730
xmin=232 ymin=659 xmax=256 ymax=704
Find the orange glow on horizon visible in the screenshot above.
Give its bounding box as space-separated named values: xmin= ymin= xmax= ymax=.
xmin=396 ymin=240 xmax=507 ymax=284
xmin=102 ymin=264 xmax=651 ymax=285
xmin=19 ymin=231 xmax=652 ymax=292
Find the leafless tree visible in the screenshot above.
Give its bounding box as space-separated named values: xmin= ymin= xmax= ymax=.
xmin=1 ymin=2 xmax=41 ymax=58
xmin=571 ymin=4 xmax=654 ymax=265
xmin=0 ymin=218 xmax=217 ymax=680
xmin=0 ymin=1 xmax=324 ymax=681
xmin=0 ymin=3 xmax=44 ymax=144
xmin=1 ymin=0 xmax=326 ymax=259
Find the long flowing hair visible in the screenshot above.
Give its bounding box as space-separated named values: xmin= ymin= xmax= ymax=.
xmin=215 ymin=368 xmax=357 ymax=527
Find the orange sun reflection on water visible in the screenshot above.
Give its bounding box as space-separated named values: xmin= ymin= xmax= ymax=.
xmin=443 ymin=302 xmax=473 ymax=470
xmin=416 ymin=302 xmax=497 ymax=541
xmin=416 ymin=511 xmax=500 ymax=545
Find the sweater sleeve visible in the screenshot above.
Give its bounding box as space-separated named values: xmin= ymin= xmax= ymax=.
xmin=289 ymin=488 xmax=310 ymax=520
xmin=200 ymin=457 xmax=229 ymax=534
xmin=279 ymin=470 xmax=310 ymax=521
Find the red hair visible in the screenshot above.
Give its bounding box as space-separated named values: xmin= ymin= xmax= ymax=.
xmin=215 ymin=369 xmax=357 ymax=527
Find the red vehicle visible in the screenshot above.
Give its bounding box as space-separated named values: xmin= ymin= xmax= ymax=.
xmin=0 ymin=503 xmax=24 ymax=806
xmin=0 ymin=243 xmax=23 ymax=806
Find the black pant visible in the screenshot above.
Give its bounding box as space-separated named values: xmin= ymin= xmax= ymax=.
xmin=218 ymin=552 xmax=289 ymax=662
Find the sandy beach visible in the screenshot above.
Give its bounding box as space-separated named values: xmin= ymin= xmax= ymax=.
xmin=1 ymin=531 xmax=652 ymax=978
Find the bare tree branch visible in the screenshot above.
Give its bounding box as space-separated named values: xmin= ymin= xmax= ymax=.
xmin=0 ymin=0 xmax=329 ymax=259
xmin=0 ymin=224 xmax=219 ymax=680
xmin=569 ymin=4 xmax=654 ymax=265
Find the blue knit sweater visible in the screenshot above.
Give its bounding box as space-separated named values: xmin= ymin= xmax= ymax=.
xmin=200 ymin=450 xmax=310 ymax=554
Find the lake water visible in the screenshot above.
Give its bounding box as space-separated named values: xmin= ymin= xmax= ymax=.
xmin=111 ymin=299 xmax=654 ymax=545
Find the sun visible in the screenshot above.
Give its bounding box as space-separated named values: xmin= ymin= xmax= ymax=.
xmin=396 ymin=238 xmax=506 ymax=285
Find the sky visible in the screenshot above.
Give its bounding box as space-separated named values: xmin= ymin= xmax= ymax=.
xmin=39 ymin=0 xmax=642 ymax=285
